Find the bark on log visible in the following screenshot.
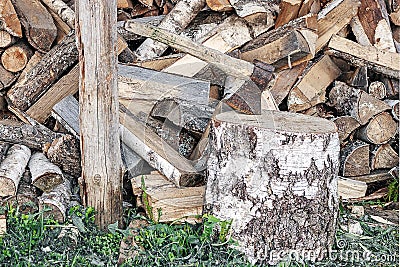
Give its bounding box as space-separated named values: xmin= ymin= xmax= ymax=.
xmin=0 ymin=29 xmax=16 ymax=48
xmin=28 ymin=152 xmax=63 ymax=192
xmin=7 ymin=31 xmax=78 ymax=111
xmin=355 ymin=112 xmax=398 ymax=144
xmin=0 ymin=0 xmax=22 ymax=37
xmin=368 ymin=81 xmax=387 ymax=99
xmin=229 ymin=0 xmax=278 ymax=22
xmin=370 ymin=144 xmax=399 ymax=170
xmin=328 ymin=81 xmax=391 ymax=125
xmin=0 ymin=141 xmax=10 ymax=164
xmin=205 ymin=110 xmax=340 ymax=265
xmin=0 ymin=63 xmax=18 ymax=90
xmin=134 ymin=0 xmax=206 ymax=61
xmin=11 ymin=0 xmax=57 ymax=52
xmin=0 ymin=144 xmax=31 ymax=196
xmin=340 ymin=140 xmax=370 ymax=177
xmin=41 ymin=0 xmax=75 ymax=28
xmin=331 ymin=116 xmax=361 ymax=142
xmin=384 ymin=99 xmax=399 ymax=121
xmin=39 ymin=177 xmax=71 ymax=223
xmin=1 ymin=42 xmax=33 ymax=72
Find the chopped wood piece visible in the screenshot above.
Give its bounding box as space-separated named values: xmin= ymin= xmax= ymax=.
xmin=11 ymin=0 xmax=57 ymax=52
xmin=340 ymin=140 xmax=370 ymax=177
xmin=355 ymin=112 xmax=398 ymax=144
xmin=15 ymin=51 xmax=43 ymax=84
xmin=368 ymin=81 xmax=387 ymax=99
xmin=39 ymin=178 xmax=71 ymax=223
xmin=328 ymin=81 xmax=391 ymax=125
xmin=132 ymin=173 xmax=204 ymax=223
xmin=0 ymin=144 xmax=31 ymax=196
xmin=0 ymin=0 xmax=22 ymax=37
xmin=0 ymin=63 xmax=18 ymax=90
xmin=390 ymin=8 xmax=400 ymax=25
xmin=205 ymin=110 xmax=339 ymax=265
xmin=133 ymin=0 xmax=206 ymax=61
xmin=350 ymin=16 xmax=372 ymax=46
xmin=121 ymin=143 xmax=153 ymax=179
xmin=381 ymin=77 xmax=400 ymax=98
xmin=7 ymin=32 xmax=78 ymax=111
xmin=120 ymin=106 xmax=201 ymax=187
xmin=1 ymin=42 xmax=33 ymax=72
xmin=0 ymin=29 xmax=16 ymax=48
xmin=370 ymin=144 xmax=399 ymax=170
xmin=287 ymin=55 xmax=341 ymax=112
xmin=229 ymin=0 xmax=277 ymax=20
xmin=132 ymin=54 xmax=183 ymax=71
xmin=350 ymin=170 xmax=393 ymax=184
xmin=298 ymin=0 xmax=317 ymax=16
xmin=28 ymin=152 xmax=63 ymax=192
xmin=384 ymin=99 xmax=399 ymax=121
xmin=40 ymin=0 xmax=75 ymax=29
xmin=332 ymin=116 xmax=361 ymax=142
xmin=118 ymin=0 xmax=134 ymax=9
xmin=327 ymin=35 xmax=400 ymax=79
xmin=345 ymin=66 xmax=368 ymax=89
xmin=206 ymin=0 xmax=233 ymax=11
xmin=47 ymin=8 xmax=71 ymax=44
xmin=338 ymin=177 xmax=367 ymax=199
xmin=389 ymin=166 xmax=399 ymax=179
xmin=275 ymin=0 xmax=302 ymax=28
xmin=358 ymin=0 xmax=396 ymax=52
xmin=316 ymin=0 xmax=360 ymax=52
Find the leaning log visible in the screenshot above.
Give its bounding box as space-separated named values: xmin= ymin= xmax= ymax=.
xmin=205 ymin=110 xmax=340 ymax=265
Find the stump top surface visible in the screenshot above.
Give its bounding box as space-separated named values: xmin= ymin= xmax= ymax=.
xmin=215 ymin=110 xmax=337 ymax=134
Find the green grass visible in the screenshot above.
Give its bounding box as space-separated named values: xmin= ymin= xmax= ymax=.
xmin=0 ymin=204 xmax=398 ymax=267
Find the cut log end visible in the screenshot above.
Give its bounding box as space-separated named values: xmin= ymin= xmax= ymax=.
xmin=0 ymin=177 xmax=16 ymax=196
xmin=1 ymin=43 xmax=33 ymax=72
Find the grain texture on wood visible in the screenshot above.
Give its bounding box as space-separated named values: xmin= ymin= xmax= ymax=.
xmin=28 ymin=152 xmax=63 ymax=192
xmin=275 ymin=0 xmax=302 ymax=28
xmin=0 ymin=144 xmax=31 ymax=196
xmin=340 ymin=140 xmax=370 ymax=177
xmin=39 ymin=178 xmax=71 ymax=223
xmin=332 ymin=116 xmax=361 ymax=142
xmin=356 ymin=112 xmax=398 ymax=144
xmin=206 ymin=0 xmax=233 ymax=11
xmin=384 ymin=99 xmax=399 ymax=121
xmin=368 ymin=81 xmax=387 ymax=99
xmin=0 ymin=0 xmax=22 ymax=37
xmin=370 ymin=144 xmax=399 ymax=170
xmin=11 ymin=0 xmax=57 ymax=52
xmin=338 ymin=177 xmax=367 ymax=199
xmin=205 ymin=110 xmax=340 ymax=265
xmin=0 ymin=64 xmax=17 ymax=90
xmin=1 ymin=42 xmax=33 ymax=72
xmin=0 ymin=29 xmax=16 ymax=47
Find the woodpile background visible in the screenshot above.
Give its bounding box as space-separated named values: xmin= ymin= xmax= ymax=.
xmin=0 ymin=0 xmax=398 ymax=226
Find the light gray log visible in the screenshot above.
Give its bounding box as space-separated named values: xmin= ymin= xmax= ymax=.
xmin=28 ymin=152 xmax=64 ymax=192
xmin=39 ymin=177 xmax=71 ymax=223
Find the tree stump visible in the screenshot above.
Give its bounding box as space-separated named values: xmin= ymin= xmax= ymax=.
xmin=204 ymin=110 xmax=340 ymax=265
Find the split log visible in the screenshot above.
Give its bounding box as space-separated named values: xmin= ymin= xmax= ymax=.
xmin=229 ymin=0 xmax=278 ymax=22
xmin=206 ymin=0 xmax=233 ymax=11
xmin=118 ymin=0 xmax=134 ymax=9
xmin=350 ymin=16 xmax=372 ymax=47
xmin=15 ymin=51 xmax=43 ymax=84
xmin=47 ymin=8 xmax=71 ymax=44
xmin=132 ymin=173 xmax=204 ymax=223
xmin=133 ymin=0 xmax=206 ymax=61
xmin=132 ymin=54 xmax=183 ymax=71
xmin=0 ymin=0 xmax=22 ymax=37
xmin=390 ymin=8 xmax=400 ymax=26
xmin=11 ymin=0 xmax=57 ymax=52
xmin=0 ymin=144 xmax=31 ymax=196
xmin=370 ymin=144 xmax=399 ymax=170
xmin=0 ymin=214 xmax=5 ymax=234
xmin=7 ymin=32 xmax=78 ymax=111
xmin=0 ymin=63 xmax=18 ymax=90
xmin=299 ymin=0 xmax=319 ymax=16
xmin=287 ymin=55 xmax=341 ymax=112
xmin=327 ymin=35 xmax=400 ymax=79
xmin=338 ymin=177 xmax=367 ymax=199
xmin=121 ymin=143 xmax=153 ymax=179
xmin=120 ymin=105 xmax=202 ymax=187
xmin=275 ymin=0 xmax=303 ymax=28
xmin=1 ymin=42 xmax=33 ymax=72
xmin=389 ymin=166 xmax=399 ymax=179
xmin=0 ymin=30 xmax=16 ymax=48
xmin=351 ymin=170 xmax=393 ymax=184
xmin=315 ymin=0 xmax=360 ymax=52
xmin=328 ymin=81 xmax=391 ymax=125
xmin=205 ymin=110 xmax=340 ymax=265
xmin=39 ymin=178 xmax=71 ymax=223
xmin=368 ymin=81 xmax=387 ymax=99
xmin=28 ymin=152 xmax=63 ymax=192
xmin=0 ymin=141 xmax=10 ymax=163
xmin=381 ymin=77 xmax=400 ymax=98
xmin=117 ymin=16 xmax=165 ymax=41
xmin=384 ymin=99 xmax=399 ymax=121
xmin=340 ymin=140 xmax=370 ymax=177
xmin=358 ymin=0 xmax=396 ymax=52
xmin=355 ymin=112 xmax=398 ymax=144
xmin=331 ymin=116 xmax=361 ymax=142
xmin=344 ymin=66 xmax=368 ymax=90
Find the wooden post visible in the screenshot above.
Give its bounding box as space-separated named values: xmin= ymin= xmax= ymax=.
xmin=76 ymin=0 xmax=122 ymax=228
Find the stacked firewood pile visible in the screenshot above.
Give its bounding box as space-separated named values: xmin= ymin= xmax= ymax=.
xmin=0 ymin=0 xmax=398 ymax=224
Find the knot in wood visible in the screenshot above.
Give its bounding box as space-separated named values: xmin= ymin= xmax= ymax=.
xmin=93 ymin=174 xmax=101 ymax=185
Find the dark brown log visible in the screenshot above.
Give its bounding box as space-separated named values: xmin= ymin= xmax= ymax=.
xmin=1 ymin=41 xmax=33 ymax=72
xmin=355 ymin=112 xmax=398 ymax=144
xmin=39 ymin=177 xmax=71 ymax=223
xmin=0 ymin=63 xmax=18 ymax=90
xmin=29 ymin=152 xmax=64 ymax=192
xmin=0 ymin=144 xmax=31 ymax=196
xmin=7 ymin=31 xmax=78 ymax=111
xmin=205 ymin=110 xmax=340 ymax=265
xmin=11 ymin=0 xmax=57 ymax=52
xmin=331 ymin=116 xmax=361 ymax=143
xmin=340 ymin=140 xmax=370 ymax=177
xmin=275 ymin=0 xmax=302 ymax=28
xmin=328 ymin=81 xmax=391 ymax=125
xmin=0 ymin=0 xmax=22 ymax=37
xmin=381 ymin=77 xmax=400 ymax=98
xmin=370 ymin=144 xmax=399 ymax=170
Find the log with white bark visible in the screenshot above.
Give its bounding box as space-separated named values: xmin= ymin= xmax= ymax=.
xmin=328 ymin=81 xmax=391 ymax=125
xmin=1 ymin=41 xmax=33 ymax=72
xmin=355 ymin=112 xmax=398 ymax=144
xmin=0 ymin=0 xmax=22 ymax=37
xmin=229 ymin=0 xmax=278 ymax=23
xmin=28 ymin=152 xmax=64 ymax=192
xmin=370 ymin=144 xmax=399 ymax=170
xmin=340 ymin=140 xmax=370 ymax=177
xmin=39 ymin=177 xmax=71 ymax=223
xmin=205 ymin=110 xmax=340 ymax=265
xmin=0 ymin=144 xmax=31 ymax=196
xmin=134 ymin=0 xmax=206 ymax=61
xmin=11 ymin=0 xmax=57 ymax=52
xmin=40 ymin=0 xmax=75 ymax=29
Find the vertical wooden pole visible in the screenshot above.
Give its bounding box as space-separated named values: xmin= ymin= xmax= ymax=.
xmin=76 ymin=0 xmax=122 ymax=228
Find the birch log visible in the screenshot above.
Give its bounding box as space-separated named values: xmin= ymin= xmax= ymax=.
xmin=0 ymin=144 xmax=31 ymax=196
xmin=39 ymin=178 xmax=71 ymax=223
xmin=205 ymin=110 xmax=340 ymax=265
xmin=134 ymin=0 xmax=206 ymax=61
xmin=28 ymin=152 xmax=63 ymax=192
